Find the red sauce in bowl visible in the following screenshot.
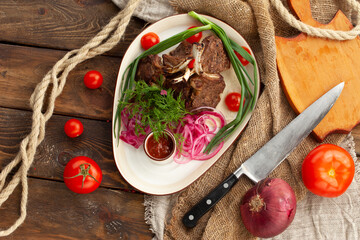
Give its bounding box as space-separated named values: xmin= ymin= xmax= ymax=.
xmin=144 ymin=131 xmax=175 ymax=161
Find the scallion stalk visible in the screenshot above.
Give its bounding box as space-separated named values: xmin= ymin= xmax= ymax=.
xmin=187 ymin=11 xmax=258 ymax=152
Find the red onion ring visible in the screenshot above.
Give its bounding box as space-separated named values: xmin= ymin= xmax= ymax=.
xmin=119 ymin=109 xmax=151 ymax=149
xmin=174 ymin=110 xmax=226 ymax=163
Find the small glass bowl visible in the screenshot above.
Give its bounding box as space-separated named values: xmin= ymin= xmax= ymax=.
xmin=143 ymin=130 xmax=176 ymax=164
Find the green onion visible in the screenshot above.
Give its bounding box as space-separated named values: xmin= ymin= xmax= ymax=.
xmin=187 ymin=11 xmax=258 ymax=152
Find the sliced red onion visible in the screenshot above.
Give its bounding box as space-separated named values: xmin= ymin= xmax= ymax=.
xmin=174 ymin=110 xmax=226 ymax=163
xmin=119 ymin=109 xmax=151 ymax=149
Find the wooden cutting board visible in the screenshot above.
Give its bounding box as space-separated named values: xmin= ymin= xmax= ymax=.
xmin=275 ymin=0 xmax=360 ymax=141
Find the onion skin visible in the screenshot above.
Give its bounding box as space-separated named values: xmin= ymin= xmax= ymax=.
xmin=240 ymin=178 xmax=296 ymax=238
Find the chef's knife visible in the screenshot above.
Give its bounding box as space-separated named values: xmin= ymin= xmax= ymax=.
xmin=182 ymin=82 xmax=344 ymax=228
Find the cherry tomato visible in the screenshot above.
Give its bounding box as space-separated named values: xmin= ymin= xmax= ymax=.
xmin=302 ymin=144 xmax=355 ymax=198
xmin=63 ymin=156 xmax=102 ymax=194
xmin=188 ymin=59 xmax=195 ymax=69
xmin=234 ymin=46 xmax=252 ymax=66
xmin=84 ymin=70 xmax=103 ymax=89
xmin=225 ymin=92 xmax=244 ymax=112
xmin=141 ymin=32 xmax=160 ymax=50
xmin=64 ymin=119 xmax=83 ymax=138
xmin=186 ymin=26 xmax=202 ymax=44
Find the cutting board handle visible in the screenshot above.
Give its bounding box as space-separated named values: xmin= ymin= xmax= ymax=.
xmin=288 ymin=0 xmax=318 ymax=27
xmin=270 ymin=0 xmax=360 ymax=40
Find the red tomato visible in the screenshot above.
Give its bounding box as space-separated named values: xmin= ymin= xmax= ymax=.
xmin=302 ymin=144 xmax=355 ymax=198
xmin=141 ymin=32 xmax=160 ymax=50
xmin=225 ymin=92 xmax=244 ymax=112
xmin=63 ymin=156 xmax=102 ymax=194
xmin=84 ymin=70 xmax=103 ymax=89
xmin=186 ymin=26 xmax=202 ymax=43
xmin=188 ymin=59 xmax=195 ymax=69
xmin=64 ymin=119 xmax=83 ymax=138
xmin=234 ymin=46 xmax=251 ymax=66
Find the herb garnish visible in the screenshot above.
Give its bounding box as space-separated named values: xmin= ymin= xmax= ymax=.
xmin=118 ymin=79 xmax=188 ymax=141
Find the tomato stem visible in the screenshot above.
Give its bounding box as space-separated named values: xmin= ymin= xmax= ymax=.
xmin=64 ymin=163 xmax=99 ymax=189
xmin=328 ymin=168 xmax=336 ymax=177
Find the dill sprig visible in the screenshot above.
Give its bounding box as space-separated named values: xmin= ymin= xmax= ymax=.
xmin=118 ymin=80 xmax=188 ymax=141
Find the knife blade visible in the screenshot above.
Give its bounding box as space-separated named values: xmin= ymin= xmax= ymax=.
xmin=182 ymin=82 xmax=344 ymax=228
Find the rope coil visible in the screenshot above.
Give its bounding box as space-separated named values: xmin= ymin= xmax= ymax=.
xmin=0 ymin=0 xmax=141 ymax=236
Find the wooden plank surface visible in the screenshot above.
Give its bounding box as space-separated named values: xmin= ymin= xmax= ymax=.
xmin=0 ymin=43 xmax=119 ymax=120
xmin=0 ymin=178 xmax=152 ymax=239
xmin=0 ymin=107 xmax=134 ymax=191
xmin=0 ymin=0 xmax=146 ymax=57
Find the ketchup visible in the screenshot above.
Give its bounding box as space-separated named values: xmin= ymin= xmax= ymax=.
xmin=146 ymin=133 xmax=174 ymax=160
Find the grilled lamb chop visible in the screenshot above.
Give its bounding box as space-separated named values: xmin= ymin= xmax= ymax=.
xmin=136 ymin=35 xmax=229 ymax=112
xmin=136 ymin=54 xmax=164 ymax=85
xmin=188 ymin=73 xmax=225 ymax=110
xmin=163 ymin=76 xmax=192 ymax=101
xmin=200 ymin=35 xmax=230 ymax=74
xmin=163 ymin=40 xmax=193 ymax=74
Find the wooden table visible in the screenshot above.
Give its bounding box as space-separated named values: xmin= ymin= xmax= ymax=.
xmin=0 ymin=1 xmax=359 ymax=239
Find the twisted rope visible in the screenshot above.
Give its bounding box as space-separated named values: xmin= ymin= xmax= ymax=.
xmin=0 ymin=0 xmax=141 ymax=236
xmin=270 ymin=0 xmax=360 ymax=40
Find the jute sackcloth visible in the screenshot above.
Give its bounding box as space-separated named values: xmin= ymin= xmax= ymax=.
xmin=163 ymin=0 xmax=358 ymax=239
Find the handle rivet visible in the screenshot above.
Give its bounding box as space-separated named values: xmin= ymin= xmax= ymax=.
xmin=223 ymin=183 xmax=229 ymax=188
xmin=188 ymin=215 xmax=194 ymax=220
xmin=206 ymin=199 xmax=212 ymax=205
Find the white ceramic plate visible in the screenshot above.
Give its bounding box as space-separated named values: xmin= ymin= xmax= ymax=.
xmin=112 ymin=14 xmax=260 ymax=195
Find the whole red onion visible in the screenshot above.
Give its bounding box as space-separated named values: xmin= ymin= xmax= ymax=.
xmin=240 ymin=178 xmax=296 ymax=238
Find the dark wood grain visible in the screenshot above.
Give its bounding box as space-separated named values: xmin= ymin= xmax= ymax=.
xmin=0 ymin=0 xmax=146 ymax=57
xmin=0 ymin=178 xmax=152 ymax=239
xmin=0 ymin=43 xmax=119 ymax=120
xmin=0 ymin=107 xmax=136 ymax=191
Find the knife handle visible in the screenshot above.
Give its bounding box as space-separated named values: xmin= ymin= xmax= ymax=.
xmin=182 ymin=173 xmax=239 ymax=228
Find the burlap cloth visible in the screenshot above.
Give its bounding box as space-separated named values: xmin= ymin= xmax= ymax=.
xmin=112 ymin=0 xmax=360 ymax=239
